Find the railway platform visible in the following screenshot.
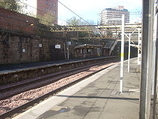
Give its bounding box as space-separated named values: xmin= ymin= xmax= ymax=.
xmin=13 ymin=58 xmax=141 ymax=119
xmin=0 ymin=59 xmax=76 ymax=73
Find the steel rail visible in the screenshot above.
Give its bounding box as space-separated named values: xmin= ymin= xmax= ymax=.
xmin=0 ymin=61 xmax=107 ymax=99
xmin=0 ymin=59 xmax=117 ymax=119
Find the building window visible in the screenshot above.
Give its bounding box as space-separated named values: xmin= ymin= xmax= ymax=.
xmin=46 ymin=1 xmax=49 ymax=4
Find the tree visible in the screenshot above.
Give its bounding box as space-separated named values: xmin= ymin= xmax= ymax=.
xmin=0 ymin=0 xmax=18 ymax=11
xmin=66 ymin=17 xmax=90 ymax=37
xmin=66 ymin=17 xmax=82 ymax=26
xmin=37 ymin=11 xmax=55 ymax=26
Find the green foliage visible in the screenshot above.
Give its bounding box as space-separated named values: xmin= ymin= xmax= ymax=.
xmin=66 ymin=17 xmax=94 ymax=38
xmin=37 ymin=11 xmax=55 ymax=26
xmin=66 ymin=17 xmax=82 ymax=26
xmin=0 ymin=0 xmax=18 ymax=11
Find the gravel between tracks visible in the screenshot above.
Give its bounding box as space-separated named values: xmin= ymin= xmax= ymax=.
xmin=0 ymin=62 xmax=116 ymax=114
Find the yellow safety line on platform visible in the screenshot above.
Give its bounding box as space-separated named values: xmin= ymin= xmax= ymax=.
xmin=120 ymin=53 xmax=124 ymax=57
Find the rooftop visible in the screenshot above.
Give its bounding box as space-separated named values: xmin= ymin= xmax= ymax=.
xmin=102 ymin=6 xmax=129 ymax=12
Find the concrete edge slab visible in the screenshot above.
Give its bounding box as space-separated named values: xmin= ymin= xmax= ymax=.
xmin=13 ymin=63 xmax=119 ymax=119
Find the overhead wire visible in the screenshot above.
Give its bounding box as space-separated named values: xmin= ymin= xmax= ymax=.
xmin=16 ymin=0 xmax=67 ymax=25
xmin=18 ymin=0 xmax=98 ymax=29
xmin=0 ymin=1 xmax=101 ymax=39
xmin=58 ymin=0 xmax=100 ymax=38
xmin=0 ymin=1 xmax=68 ymax=36
xmin=0 ymin=11 xmax=59 ymax=38
xmin=58 ymin=1 xmax=91 ymax=25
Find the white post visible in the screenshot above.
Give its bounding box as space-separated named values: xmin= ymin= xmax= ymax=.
xmin=125 ymin=28 xmax=137 ymax=73
xmin=138 ymin=28 xmax=141 ymax=66
xmin=120 ymin=14 xmax=125 ymax=93
xmin=128 ymin=34 xmax=131 ymax=73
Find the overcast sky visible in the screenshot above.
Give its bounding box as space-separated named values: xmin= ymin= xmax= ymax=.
xmin=58 ymin=0 xmax=142 ymax=25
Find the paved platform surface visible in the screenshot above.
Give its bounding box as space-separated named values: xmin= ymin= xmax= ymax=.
xmin=0 ymin=57 xmax=114 ymax=74
xmin=13 ymin=58 xmax=140 ymax=119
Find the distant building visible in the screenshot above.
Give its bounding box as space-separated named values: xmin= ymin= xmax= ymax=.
xmin=101 ymin=6 xmax=130 ymax=25
xmin=16 ymin=0 xmax=58 ymax=24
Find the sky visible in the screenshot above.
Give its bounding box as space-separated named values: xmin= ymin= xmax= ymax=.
xmin=58 ymin=0 xmax=142 ymax=25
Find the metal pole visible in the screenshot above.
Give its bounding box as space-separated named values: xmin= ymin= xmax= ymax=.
xmin=138 ymin=28 xmax=141 ymax=66
xmin=139 ymin=0 xmax=149 ymax=118
xmin=128 ymin=34 xmax=131 ymax=73
xmin=139 ymin=0 xmax=154 ymax=119
xmin=153 ymin=29 xmax=158 ymax=119
xmin=64 ymin=43 xmax=67 ymax=60
xmin=125 ymin=28 xmax=137 ymax=73
xmin=151 ymin=0 xmax=158 ymax=96
xmin=66 ymin=41 xmax=71 ymax=60
xmin=152 ymin=1 xmax=158 ymax=118
xmin=146 ymin=0 xmax=154 ymax=118
xmin=120 ymin=14 xmax=125 ymax=93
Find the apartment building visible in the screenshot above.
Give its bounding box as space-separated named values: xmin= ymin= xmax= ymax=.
xmin=16 ymin=0 xmax=58 ymax=24
xmin=101 ymin=6 xmax=130 ymax=25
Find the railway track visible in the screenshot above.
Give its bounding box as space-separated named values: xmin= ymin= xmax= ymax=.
xmin=0 ymin=63 xmax=97 ymax=100
xmin=0 ymin=57 xmax=119 ymax=119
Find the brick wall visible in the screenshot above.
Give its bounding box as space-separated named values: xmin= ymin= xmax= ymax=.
xmin=0 ymin=8 xmax=66 ymax=64
xmin=0 ymin=7 xmax=38 ymax=34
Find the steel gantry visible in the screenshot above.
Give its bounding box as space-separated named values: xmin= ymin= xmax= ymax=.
xmin=51 ymin=23 xmax=142 ymax=41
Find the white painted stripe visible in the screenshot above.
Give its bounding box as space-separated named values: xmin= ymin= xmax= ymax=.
xmin=13 ymin=64 xmax=119 ymax=119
